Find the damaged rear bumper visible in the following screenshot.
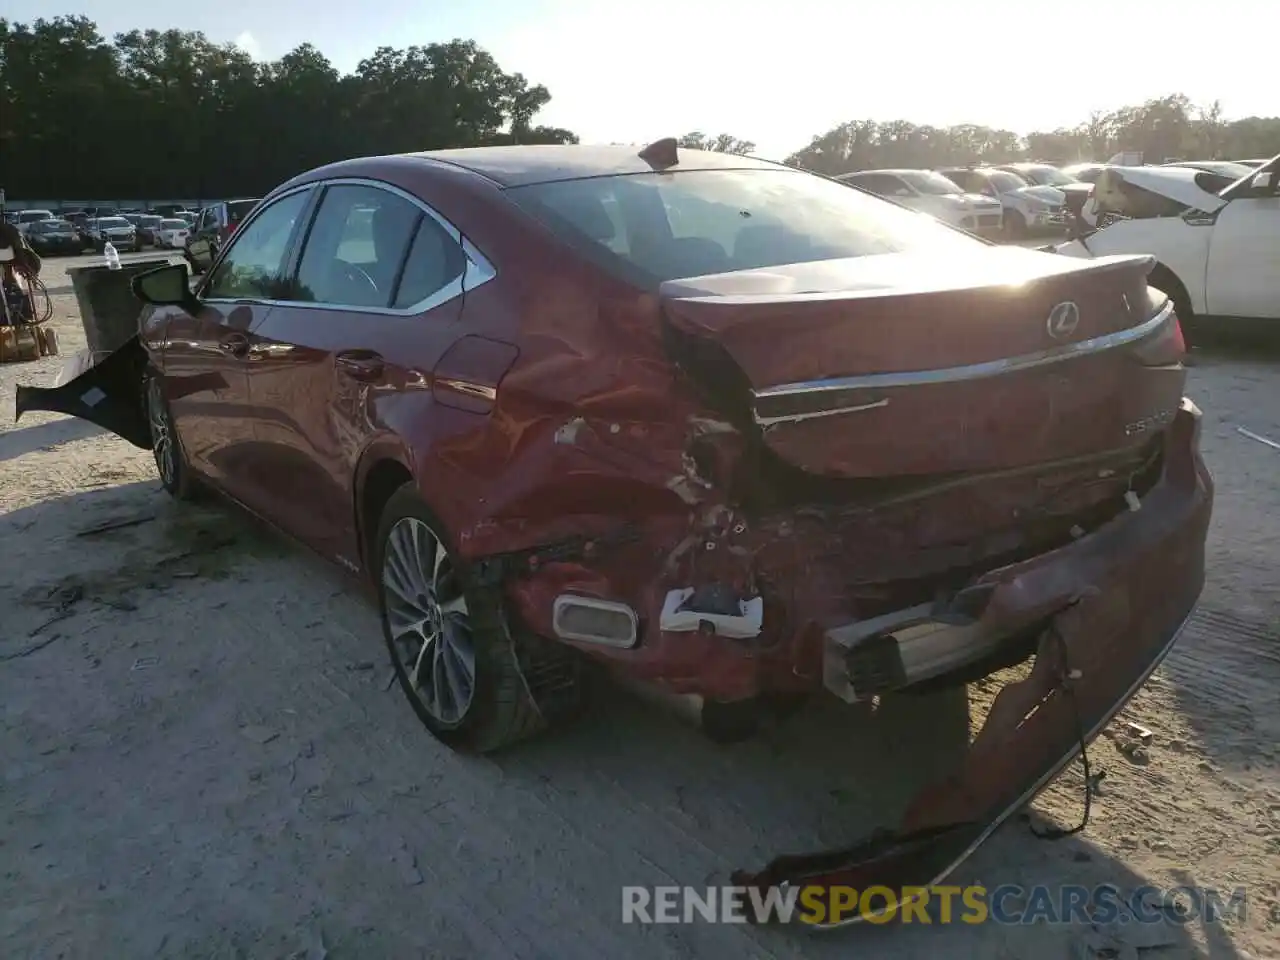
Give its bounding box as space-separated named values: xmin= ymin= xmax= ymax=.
xmin=732 ymin=398 xmax=1212 ymax=923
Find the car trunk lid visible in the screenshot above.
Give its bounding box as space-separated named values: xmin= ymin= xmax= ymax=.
xmin=660 ymin=247 xmax=1185 ymax=479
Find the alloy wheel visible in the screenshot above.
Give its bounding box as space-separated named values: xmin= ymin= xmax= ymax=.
xmin=381 ymin=517 xmax=477 ymax=726
xmin=146 ymin=378 xmax=176 ymax=488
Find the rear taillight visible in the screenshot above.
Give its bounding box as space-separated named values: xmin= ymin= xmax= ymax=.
xmin=1132 ymin=301 xmax=1185 ymax=366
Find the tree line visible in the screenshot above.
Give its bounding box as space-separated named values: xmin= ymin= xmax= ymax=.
xmin=0 ymin=15 xmax=578 ymax=199
xmin=4 ymin=16 xmax=1278 ymax=202
xmin=783 ymin=94 xmax=1280 ymax=175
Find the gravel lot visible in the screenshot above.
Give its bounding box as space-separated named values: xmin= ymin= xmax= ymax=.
xmin=1 ymin=252 xmax=1278 ymax=960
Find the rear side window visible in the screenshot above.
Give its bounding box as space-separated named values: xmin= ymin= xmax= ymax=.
xmin=294 ymin=184 xmax=427 ymax=309
xmin=393 ymin=217 xmax=466 ymax=308
xmin=508 ymin=168 xmax=978 ymax=287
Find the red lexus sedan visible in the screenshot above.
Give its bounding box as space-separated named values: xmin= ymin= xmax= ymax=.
xmin=18 ymin=142 xmax=1212 ymax=911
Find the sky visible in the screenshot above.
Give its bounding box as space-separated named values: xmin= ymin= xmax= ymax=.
xmin=7 ymin=0 xmax=1275 ymax=160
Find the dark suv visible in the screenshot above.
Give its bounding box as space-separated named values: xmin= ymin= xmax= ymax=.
xmin=184 ymin=199 xmax=261 ymax=273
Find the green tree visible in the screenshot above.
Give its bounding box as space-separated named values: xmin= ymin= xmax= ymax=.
xmin=0 ymin=18 xmax=578 ymax=199
xmin=677 ymin=131 xmax=756 ymax=155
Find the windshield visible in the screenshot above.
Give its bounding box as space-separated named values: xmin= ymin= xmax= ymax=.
xmin=97 ymin=217 xmax=130 ymax=228
xmin=1013 ymin=165 xmax=1076 ymax=187
xmin=896 ymin=170 xmax=962 ymax=195
xmin=18 ymin=211 xmax=53 ymax=223
xmin=160 ymin=219 xmax=188 ymax=229
xmin=987 ymin=171 xmax=1029 ymax=193
xmin=32 ymin=220 xmax=72 ymax=233
xmin=140 ymin=216 xmax=162 ymax=226
xmin=508 ymin=168 xmax=981 ymax=287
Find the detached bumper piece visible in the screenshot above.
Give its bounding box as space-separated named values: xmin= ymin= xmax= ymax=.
xmin=733 ymin=403 xmax=1211 ymax=927
xmin=13 ymin=335 xmax=151 ymax=449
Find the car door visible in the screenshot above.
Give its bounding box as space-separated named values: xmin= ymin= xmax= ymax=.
xmin=1204 ymin=191 xmax=1280 ymax=319
xmin=243 ymin=180 xmax=472 ymax=565
xmin=164 ymin=187 xmax=314 ymax=503
xmin=188 ymin=207 xmax=218 ymax=270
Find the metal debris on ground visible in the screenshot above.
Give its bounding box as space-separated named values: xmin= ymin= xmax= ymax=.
xmin=1237 ymin=426 xmax=1280 ymax=451
xmin=130 ymin=656 xmax=159 ymax=670
xmin=0 ymin=634 xmax=63 ymax=662
xmin=1124 ymin=721 xmax=1154 ymax=744
xmin=75 ymin=514 xmax=157 ymax=537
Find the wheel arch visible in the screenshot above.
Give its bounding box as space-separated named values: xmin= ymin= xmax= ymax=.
xmin=354 ymin=439 xmax=417 ymax=576
xmin=1146 ymin=261 xmax=1193 ymax=317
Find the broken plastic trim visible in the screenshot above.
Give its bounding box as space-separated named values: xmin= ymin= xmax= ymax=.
xmin=13 ymin=335 xmax=151 ymax=449
xmin=469 ymin=524 xmax=642 ymax=587
xmin=732 ymin=606 xmax=1196 ymax=929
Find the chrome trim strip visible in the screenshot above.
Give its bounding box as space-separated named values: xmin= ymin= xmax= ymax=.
xmin=752 ymin=300 xmax=1175 ymax=417
xmin=806 ymin=605 xmax=1196 ymax=929
xmin=757 ymin=397 xmax=888 ymax=429
xmin=200 ymin=176 xmax=497 ymax=317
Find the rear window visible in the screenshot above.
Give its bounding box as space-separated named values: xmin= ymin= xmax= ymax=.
xmin=160 ymin=219 xmax=188 ymax=229
xmin=18 ymin=210 xmax=54 ymax=223
xmin=226 ymin=200 xmax=260 ymax=224
xmin=506 ymin=168 xmax=980 ymax=287
xmin=97 ymin=217 xmax=130 ymax=228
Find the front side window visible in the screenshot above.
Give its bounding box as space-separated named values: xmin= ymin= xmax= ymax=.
xmin=205 ymin=189 xmax=311 ymax=300
xmin=508 ymin=167 xmax=979 ymax=287
xmin=294 ymin=184 xmax=426 ymax=308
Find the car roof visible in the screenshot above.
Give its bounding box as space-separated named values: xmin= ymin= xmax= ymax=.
xmin=409 ymin=144 xmax=781 ymax=187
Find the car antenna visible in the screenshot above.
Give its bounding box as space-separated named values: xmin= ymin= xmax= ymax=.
xmin=638 ymin=137 xmax=679 ymax=171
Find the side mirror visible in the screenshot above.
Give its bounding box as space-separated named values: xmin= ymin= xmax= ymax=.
xmin=132 ymin=263 xmax=199 ymax=313
xmin=1250 ymin=170 xmax=1278 ymax=196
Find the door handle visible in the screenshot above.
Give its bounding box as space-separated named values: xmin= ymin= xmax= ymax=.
xmin=335 ymin=351 xmax=385 ymax=381
xmin=219 ymin=333 xmax=249 ymax=358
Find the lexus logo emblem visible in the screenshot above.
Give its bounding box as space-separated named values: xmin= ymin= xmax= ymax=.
xmin=1046 ymin=301 xmax=1080 ymax=340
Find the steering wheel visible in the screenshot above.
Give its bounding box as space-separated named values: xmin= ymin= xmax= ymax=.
xmin=340 ymin=261 xmax=379 ymax=299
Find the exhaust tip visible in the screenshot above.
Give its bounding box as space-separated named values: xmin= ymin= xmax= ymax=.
xmin=552 ymin=594 xmax=639 ymax=649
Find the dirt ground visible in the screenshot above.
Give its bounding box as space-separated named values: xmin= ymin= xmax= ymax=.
xmin=1 ymin=255 xmax=1278 ymax=960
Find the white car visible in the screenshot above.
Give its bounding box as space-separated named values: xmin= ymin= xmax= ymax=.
xmin=939 ymin=167 xmax=1066 ymax=237
xmin=836 ymin=169 xmax=1004 ymax=234
xmin=1077 ymin=166 xmax=1230 ymax=228
xmin=1051 ymin=156 xmax=1280 ymax=336
xmin=153 ymin=218 xmax=191 ymax=250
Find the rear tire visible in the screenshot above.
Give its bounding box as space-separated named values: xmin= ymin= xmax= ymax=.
xmin=145 ymin=371 xmax=199 ymax=501
xmin=374 ymin=486 xmax=565 ymax=753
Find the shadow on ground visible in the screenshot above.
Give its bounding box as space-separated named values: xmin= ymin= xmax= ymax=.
xmin=0 ymin=415 xmax=103 ymax=462
xmin=0 ymin=482 xmax=1239 ymax=958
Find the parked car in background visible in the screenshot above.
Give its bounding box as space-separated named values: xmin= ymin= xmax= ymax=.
xmin=184 ymin=199 xmax=261 ymax=273
xmin=996 ymin=162 xmax=1093 ymax=213
xmin=154 ymin=218 xmax=191 ymax=249
xmin=18 ymin=143 xmax=1212 ymax=903
xmin=938 ymin=167 xmax=1065 ymax=237
xmin=836 ymin=168 xmax=1003 ymax=234
xmin=173 ymin=210 xmax=198 ymax=226
xmin=23 ymin=218 xmax=83 ymax=256
xmin=1161 ymin=160 xmax=1255 ymax=186
xmin=1061 ymin=162 xmax=1109 ymax=183
xmin=85 ymin=215 xmax=141 ymax=252
xmin=136 ymin=214 xmax=165 ymax=246
xmin=12 ymin=209 xmax=56 ymax=235
xmin=1052 ymin=153 xmax=1280 ymax=342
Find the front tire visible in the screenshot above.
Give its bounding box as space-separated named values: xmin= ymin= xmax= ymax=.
xmin=374 ymin=486 xmax=551 ymax=753
xmin=145 ymin=372 xmax=198 ymax=500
